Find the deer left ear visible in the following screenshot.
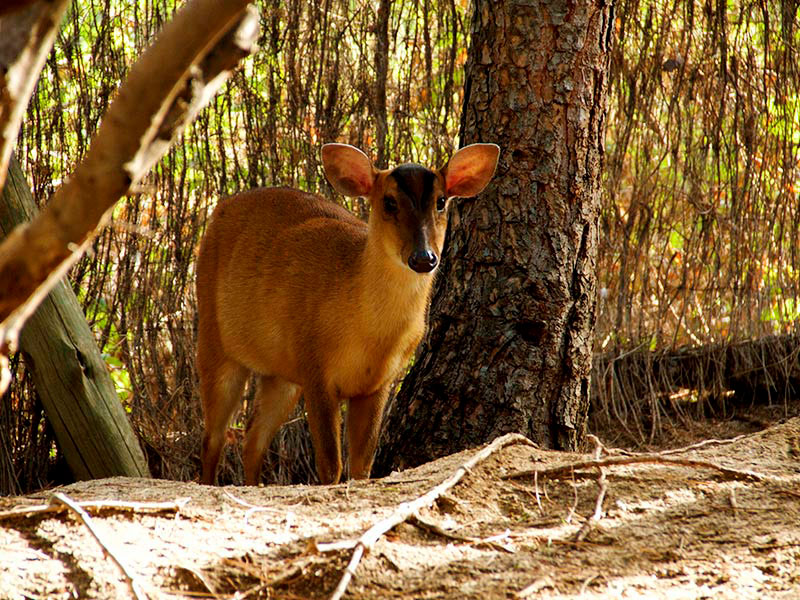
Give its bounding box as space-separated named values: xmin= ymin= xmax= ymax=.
xmin=441 ymin=143 xmax=500 ymax=198
xmin=322 ymin=143 xmax=377 ymax=197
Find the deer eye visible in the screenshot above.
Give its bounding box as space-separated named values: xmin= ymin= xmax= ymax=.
xmin=436 ymin=196 xmax=447 ymax=212
xmin=383 ymin=196 xmax=398 ymax=214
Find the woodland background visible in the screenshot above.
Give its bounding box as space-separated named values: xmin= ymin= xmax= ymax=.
xmin=2 ymin=0 xmax=799 ymax=494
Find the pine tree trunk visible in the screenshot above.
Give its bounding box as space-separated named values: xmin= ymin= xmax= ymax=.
xmin=376 ymin=0 xmax=612 ymax=473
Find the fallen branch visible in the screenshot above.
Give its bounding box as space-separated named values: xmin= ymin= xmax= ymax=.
xmin=328 ymin=432 xmax=535 ymax=600
xmin=503 ymin=454 xmax=767 ymax=482
xmin=0 ymin=497 xmax=188 ymax=522
xmin=318 ymin=513 xmax=517 ymax=555
xmin=50 ymin=492 xmax=149 ymax=600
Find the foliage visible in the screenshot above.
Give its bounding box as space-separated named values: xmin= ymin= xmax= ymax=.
xmin=599 ymin=0 xmax=800 ymax=350
xmin=592 ymin=0 xmax=800 ymax=440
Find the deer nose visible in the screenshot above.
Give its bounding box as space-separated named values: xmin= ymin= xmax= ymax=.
xmin=408 ymin=250 xmax=438 ymax=273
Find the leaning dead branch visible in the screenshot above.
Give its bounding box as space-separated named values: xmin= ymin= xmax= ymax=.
xmin=0 ymin=0 xmax=259 ymax=393
xmin=0 ymin=0 xmax=71 ymax=190
xmin=50 ymin=492 xmax=149 ymax=600
xmin=0 ymin=236 xmax=92 ymax=392
xmin=329 ymin=433 xmax=535 ymax=600
xmin=504 ymin=454 xmax=767 ymax=483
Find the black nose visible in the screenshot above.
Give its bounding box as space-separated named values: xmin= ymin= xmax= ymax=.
xmin=408 ymin=250 xmax=438 ymax=273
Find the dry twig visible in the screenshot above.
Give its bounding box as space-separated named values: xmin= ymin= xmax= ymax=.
xmin=504 ymin=454 xmax=767 ymax=483
xmin=515 ymin=577 xmax=555 ymax=598
xmin=50 ymin=492 xmax=149 ymax=600
xmin=236 ymin=563 xmax=305 ymax=599
xmin=0 ymin=497 xmax=188 ymax=521
xmin=605 ymin=433 xmax=751 ymax=457
xmin=175 ymin=564 xmax=223 ymax=599
xmin=222 ymin=490 xmax=285 ymax=525
xmin=574 ymin=435 xmax=608 ymax=542
xmin=328 ymin=433 xmax=535 ymax=600
xmin=409 ymin=514 xmax=515 ymax=553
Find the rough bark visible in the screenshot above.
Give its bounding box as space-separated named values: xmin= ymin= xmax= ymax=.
xmin=1 ymin=155 xmax=149 ymax=480
xmin=376 ymin=0 xmax=613 ymax=473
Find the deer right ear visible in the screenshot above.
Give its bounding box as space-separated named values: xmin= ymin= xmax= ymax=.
xmin=442 ymin=143 xmax=500 ymax=198
xmin=322 ymin=144 xmax=377 ymax=197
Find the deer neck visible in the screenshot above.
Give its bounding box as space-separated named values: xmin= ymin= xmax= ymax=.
xmin=358 ymin=230 xmax=435 ymax=337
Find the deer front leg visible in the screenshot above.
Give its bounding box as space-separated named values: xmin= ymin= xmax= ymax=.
xmin=304 ymin=383 xmax=343 ymax=485
xmin=347 ymin=385 xmax=390 ymax=480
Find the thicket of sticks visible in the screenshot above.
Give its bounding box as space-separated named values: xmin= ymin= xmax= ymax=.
xmin=2 ymin=0 xmax=799 ymax=493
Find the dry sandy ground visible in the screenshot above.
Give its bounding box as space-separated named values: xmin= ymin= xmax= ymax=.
xmin=1 ymin=416 xmax=799 ymax=599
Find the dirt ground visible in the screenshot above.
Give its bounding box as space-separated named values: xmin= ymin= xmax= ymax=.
xmin=1 ymin=408 xmax=799 ymax=599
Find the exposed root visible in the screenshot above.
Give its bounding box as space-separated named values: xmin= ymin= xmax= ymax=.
xmin=328 ymin=432 xmax=535 ymax=600
xmin=504 ymin=454 xmax=768 ymax=483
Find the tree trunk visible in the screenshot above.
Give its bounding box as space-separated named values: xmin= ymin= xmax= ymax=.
xmin=376 ymin=0 xmax=612 ymax=473
xmin=0 ymin=155 xmax=149 ymax=480
xmin=372 ymin=0 xmax=391 ymax=169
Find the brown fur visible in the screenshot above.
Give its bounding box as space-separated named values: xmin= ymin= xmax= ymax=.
xmin=196 ymin=144 xmax=499 ymax=485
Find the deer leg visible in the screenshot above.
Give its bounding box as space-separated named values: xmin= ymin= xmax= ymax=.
xmin=347 ymin=385 xmax=390 ymax=480
xmin=304 ymin=383 xmax=343 ymax=485
xmin=243 ymin=375 xmax=302 ymax=485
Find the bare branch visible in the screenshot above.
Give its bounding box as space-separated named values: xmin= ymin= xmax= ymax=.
xmin=0 ymin=0 xmax=259 ymax=392
xmin=573 ymin=435 xmax=608 ymax=542
xmin=0 ymin=0 xmax=71 ymax=190
xmin=50 ymin=492 xmax=150 ymax=600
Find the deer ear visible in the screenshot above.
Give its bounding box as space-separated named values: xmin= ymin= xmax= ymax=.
xmin=322 ymin=144 xmax=377 ymax=197
xmin=442 ymin=143 xmax=500 ymax=198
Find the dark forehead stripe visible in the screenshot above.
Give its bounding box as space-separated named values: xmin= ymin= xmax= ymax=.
xmin=389 ymin=164 xmax=436 ymax=210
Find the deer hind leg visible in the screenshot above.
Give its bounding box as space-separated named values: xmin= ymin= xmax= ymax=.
xmin=243 ymin=375 xmax=302 ymax=485
xmin=199 ymin=356 xmax=248 ymax=485
xmin=347 ymin=385 xmax=390 ymax=480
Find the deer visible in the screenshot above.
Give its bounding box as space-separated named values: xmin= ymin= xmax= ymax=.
xmin=196 ymin=142 xmax=500 ymax=485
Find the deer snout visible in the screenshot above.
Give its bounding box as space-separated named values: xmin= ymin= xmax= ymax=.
xmin=408 ymin=249 xmax=438 ymax=273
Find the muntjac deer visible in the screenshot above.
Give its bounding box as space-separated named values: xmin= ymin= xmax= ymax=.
xmin=196 ymin=142 xmax=500 ymax=485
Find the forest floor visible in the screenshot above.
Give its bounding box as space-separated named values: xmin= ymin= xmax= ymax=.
xmin=1 ymin=404 xmax=800 ymax=599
